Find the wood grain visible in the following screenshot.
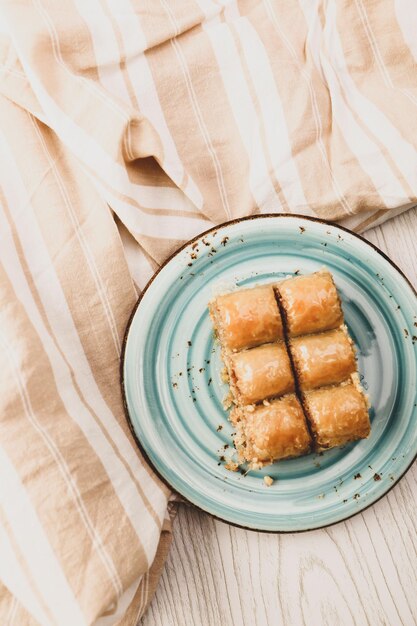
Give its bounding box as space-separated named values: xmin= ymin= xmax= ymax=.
xmin=141 ymin=208 xmax=417 ymax=626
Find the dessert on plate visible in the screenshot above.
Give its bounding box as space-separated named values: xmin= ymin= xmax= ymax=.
xmin=209 ymin=270 xmax=370 ymax=469
xmin=231 ymin=395 xmax=312 ymax=467
xmin=229 ymin=342 xmax=294 ymax=405
xmin=208 ymin=284 xmax=283 ymax=352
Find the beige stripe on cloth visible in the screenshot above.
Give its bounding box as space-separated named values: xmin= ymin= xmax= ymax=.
xmin=0 ymin=1 xmax=416 ymax=624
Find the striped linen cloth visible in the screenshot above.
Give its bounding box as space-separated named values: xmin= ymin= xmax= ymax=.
xmin=0 ymin=1 xmax=416 ymax=624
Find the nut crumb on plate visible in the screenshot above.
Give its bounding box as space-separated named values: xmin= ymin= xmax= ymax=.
xmin=221 ymin=367 xmax=229 ymax=383
xmin=222 ymin=392 xmax=233 ymax=410
xmin=264 ymin=475 xmax=274 ymax=487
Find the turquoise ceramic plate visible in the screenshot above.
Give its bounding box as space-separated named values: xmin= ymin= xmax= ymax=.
xmin=122 ymin=215 xmax=417 ymax=532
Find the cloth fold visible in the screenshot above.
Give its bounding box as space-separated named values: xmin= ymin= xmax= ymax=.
xmin=0 ymin=1 xmax=416 ymax=624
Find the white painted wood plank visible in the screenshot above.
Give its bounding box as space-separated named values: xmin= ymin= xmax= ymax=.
xmin=141 ymin=208 xmax=417 ymax=626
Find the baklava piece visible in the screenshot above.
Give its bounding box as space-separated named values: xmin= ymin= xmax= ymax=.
xmin=209 ymin=284 xmax=283 ymax=352
xmin=276 ymin=270 xmax=343 ymax=337
xmin=231 ymin=395 xmax=312 ymax=468
xmin=290 ymin=326 xmax=356 ymax=391
xmin=303 ymin=377 xmax=370 ymax=450
xmin=229 ymin=342 xmax=294 ymax=405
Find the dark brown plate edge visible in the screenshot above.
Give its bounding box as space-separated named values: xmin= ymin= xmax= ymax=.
xmin=120 ymin=212 xmax=417 ymax=534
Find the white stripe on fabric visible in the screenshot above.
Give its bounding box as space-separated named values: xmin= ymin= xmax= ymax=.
xmin=233 ymin=17 xmax=311 ymax=212
xmin=107 ymin=183 xmax=202 ymax=215
xmin=7 ymin=57 xmax=197 ymax=236
xmin=0 ymin=138 xmax=166 ymax=556
xmin=0 ymin=446 xmax=87 ymax=626
xmin=32 ymin=0 xmax=131 ymax=120
xmin=92 ymin=176 xmax=214 ymax=241
xmin=198 ymin=5 xmax=283 ymax=212
xmin=93 ymin=575 xmax=142 ymax=626
xmin=341 ymin=202 xmax=417 ymax=232
xmin=75 ymin=0 xmax=228 ymax=219
xmin=73 ymin=0 xmax=131 ymax=105
xmin=298 ymin=0 xmax=325 ymax=82
xmin=11 ymin=4 xmax=202 ymax=236
xmin=166 ymin=31 xmax=232 ymax=219
xmin=0 ymin=326 xmax=124 ymax=599
xmin=161 ymin=0 xmax=232 ymax=219
xmin=394 ymin=0 xmax=417 ymax=63
xmin=30 ymin=116 xmax=122 ymax=356
xmin=354 ymin=0 xmax=417 ymax=110
xmin=117 ymin=224 xmax=155 ymax=291
xmin=6 ymin=594 xmax=18 ymax=626
xmin=355 ymin=0 xmax=392 ymax=88
xmin=103 ymin=0 xmax=204 ymax=210
xmin=0 ymin=197 xmax=157 ymax=564
xmin=194 ymin=0 xmax=222 ymax=26
xmin=0 ymin=525 xmax=52 ymax=626
xmin=116 ymin=183 xmax=203 ymax=214
xmin=0 ymin=63 xmax=50 ymax=127
xmin=268 ymin=0 xmax=351 ymax=213
xmin=319 ymin=55 xmax=408 ymax=205
xmin=220 ymin=0 xmax=240 ymax=20
xmin=298 ymin=8 xmax=408 ymax=206
xmin=324 ymin=2 xmax=417 ymax=196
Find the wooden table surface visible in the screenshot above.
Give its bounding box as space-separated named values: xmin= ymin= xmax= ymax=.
xmin=142 ymin=208 xmax=417 ymax=626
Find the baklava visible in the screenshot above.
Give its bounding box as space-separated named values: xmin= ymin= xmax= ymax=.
xmin=209 ymin=270 xmax=370 ymax=469
xmin=208 ymin=284 xmax=284 ymax=352
xmin=290 ymin=326 xmax=356 ymax=391
xmin=277 ymin=270 xmax=343 ymax=337
xmin=302 ymin=376 xmax=370 ymax=450
xmin=229 ymin=342 xmax=294 ymax=405
xmin=231 ymin=395 xmax=312 ymax=468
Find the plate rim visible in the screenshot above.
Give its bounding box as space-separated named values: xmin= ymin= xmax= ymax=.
xmin=120 ymin=213 xmax=417 ymax=534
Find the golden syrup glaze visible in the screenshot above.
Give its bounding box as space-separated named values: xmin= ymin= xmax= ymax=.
xmin=229 ymin=342 xmax=294 ymax=404
xmin=210 ymin=284 xmax=283 ymax=352
xmin=290 ymin=327 xmax=356 ymax=391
